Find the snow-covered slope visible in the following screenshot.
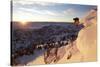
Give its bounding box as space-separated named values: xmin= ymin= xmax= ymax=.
xmin=76 ymin=9 xmax=97 ymax=61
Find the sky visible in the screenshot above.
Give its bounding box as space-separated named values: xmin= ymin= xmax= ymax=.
xmin=12 ymin=0 xmax=97 ymax=22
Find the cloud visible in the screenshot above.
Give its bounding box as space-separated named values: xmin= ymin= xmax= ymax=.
xmin=13 ymin=9 xmax=59 ymax=22
xmin=43 ymin=10 xmax=57 ymax=16
xmin=13 ymin=0 xmax=33 ymax=5
xmin=13 ymin=4 xmax=77 ymax=20
xmin=15 ymin=6 xmax=58 ymax=16
xmin=18 ymin=8 xmax=43 ymax=14
xmin=13 ymin=0 xmax=77 ymax=22
xmin=13 ymin=0 xmax=66 ymax=17
xmin=63 ymin=8 xmax=76 ymax=16
xmin=33 ymin=1 xmax=56 ymax=6
xmin=13 ymin=0 xmax=56 ymax=7
xmin=13 ymin=0 xmax=58 ymax=15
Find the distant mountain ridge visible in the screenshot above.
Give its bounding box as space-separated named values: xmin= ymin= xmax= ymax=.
xmin=12 ymin=22 xmax=84 ymax=53
xmin=12 ymin=22 xmax=73 ymax=29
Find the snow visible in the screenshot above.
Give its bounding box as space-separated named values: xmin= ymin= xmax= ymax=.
xmin=76 ymin=9 xmax=97 ymax=61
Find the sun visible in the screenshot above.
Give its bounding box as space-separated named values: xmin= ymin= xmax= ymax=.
xmin=20 ymin=21 xmax=27 ymax=25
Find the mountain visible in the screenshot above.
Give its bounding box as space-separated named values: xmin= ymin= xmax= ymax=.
xmin=76 ymin=8 xmax=97 ymax=61
xmin=12 ymin=23 xmax=82 ymax=51
xmin=12 ymin=22 xmax=84 ymax=65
